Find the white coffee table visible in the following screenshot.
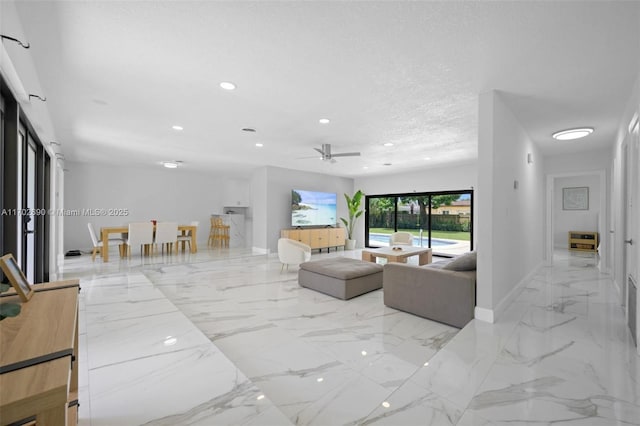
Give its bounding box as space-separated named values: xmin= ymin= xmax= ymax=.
xmin=361 ymin=246 xmax=432 ymax=266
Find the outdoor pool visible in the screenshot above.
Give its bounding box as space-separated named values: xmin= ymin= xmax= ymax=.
xmin=368 ymin=233 xmax=456 ymax=247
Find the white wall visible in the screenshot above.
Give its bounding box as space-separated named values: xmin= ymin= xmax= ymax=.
xmin=251 ymin=167 xmax=268 ymax=252
xmin=544 ymin=148 xmax=611 ymax=269
xmin=545 ymin=148 xmax=612 ymax=174
xmin=252 ymin=166 xmax=353 ymax=253
xmin=553 ymin=175 xmax=601 ymax=248
xmin=477 ymin=90 xmax=545 ymax=321
xmin=64 ymin=162 xmax=231 ymax=251
xmin=355 ymin=162 xmax=478 ymax=245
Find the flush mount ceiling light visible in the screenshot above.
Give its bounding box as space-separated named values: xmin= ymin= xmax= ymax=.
xmin=255 ymin=143 xmax=263 ymax=147
xmin=172 ymin=125 xmax=183 ymax=131
xmin=162 ymin=161 xmax=182 ymax=169
xmin=220 ymin=81 xmax=236 ymax=90
xmin=319 ymin=118 xmax=330 ymax=124
xmin=552 ymin=127 xmax=594 ymax=140
xmin=383 ymin=142 xmax=394 ymax=147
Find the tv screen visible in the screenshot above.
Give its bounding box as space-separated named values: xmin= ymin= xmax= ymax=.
xmin=291 ymin=189 xmax=337 ymax=227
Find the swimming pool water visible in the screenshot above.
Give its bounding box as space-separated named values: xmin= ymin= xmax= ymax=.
xmin=368 ymin=233 xmax=456 ymax=247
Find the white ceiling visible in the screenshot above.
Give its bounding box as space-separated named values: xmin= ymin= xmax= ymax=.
xmin=10 ymin=1 xmax=640 ymax=178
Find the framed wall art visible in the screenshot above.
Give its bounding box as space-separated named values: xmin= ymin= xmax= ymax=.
xmin=0 ymin=254 xmax=34 ymax=302
xmin=563 ymin=187 xmax=589 ymax=211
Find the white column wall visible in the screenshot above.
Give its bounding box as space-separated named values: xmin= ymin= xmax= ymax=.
xmin=250 ymin=167 xmax=268 ymax=253
xmin=477 ymin=90 xmax=545 ymax=322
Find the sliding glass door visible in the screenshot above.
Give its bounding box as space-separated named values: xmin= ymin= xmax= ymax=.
xmin=365 ymin=190 xmax=473 ymax=256
xmin=1 ymin=76 xmax=51 ymax=283
xmin=367 ymin=196 xmax=396 ymax=246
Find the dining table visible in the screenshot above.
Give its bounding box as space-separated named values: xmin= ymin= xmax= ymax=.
xmin=100 ymin=224 xmax=198 ymax=262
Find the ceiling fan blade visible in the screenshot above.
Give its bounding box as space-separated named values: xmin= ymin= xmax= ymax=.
xmin=313 ymin=147 xmax=324 ymax=155
xmin=330 ymin=152 xmax=361 ymax=157
xmin=296 ymin=155 xmax=323 ymax=159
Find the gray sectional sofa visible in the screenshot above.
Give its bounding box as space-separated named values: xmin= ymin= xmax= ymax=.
xmin=383 ymin=252 xmax=476 ymax=328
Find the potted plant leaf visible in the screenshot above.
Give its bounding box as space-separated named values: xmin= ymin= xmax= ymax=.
xmin=340 ymin=189 xmax=364 ymax=250
xmin=0 ymin=283 xmax=21 ymax=320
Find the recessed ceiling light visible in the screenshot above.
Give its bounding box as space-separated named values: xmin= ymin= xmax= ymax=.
xmin=424 ymin=157 xmax=431 ymax=160
xmin=383 ymin=142 xmax=394 ymax=147
xmin=172 ymin=125 xmax=183 ymax=131
xmin=552 ymin=127 xmax=594 ymax=140
xmin=162 ymin=161 xmax=182 ymax=169
xmin=319 ymin=118 xmax=330 ymax=124
xmin=383 ymin=163 xmax=392 ymax=166
xmin=363 ymin=166 xmax=369 ymax=169
xmin=255 ymin=143 xmax=263 ymax=147
xmin=220 ymin=81 xmax=236 ymax=90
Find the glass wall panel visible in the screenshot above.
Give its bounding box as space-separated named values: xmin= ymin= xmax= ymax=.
xmin=367 ymin=196 xmax=396 ymax=247
xmin=429 ymin=193 xmax=472 ymax=256
xmin=397 ymin=195 xmax=430 ymax=247
xmin=365 ymin=190 xmax=473 ymax=256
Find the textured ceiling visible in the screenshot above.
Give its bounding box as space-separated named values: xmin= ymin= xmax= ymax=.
xmin=8 ymin=1 xmax=640 ymax=177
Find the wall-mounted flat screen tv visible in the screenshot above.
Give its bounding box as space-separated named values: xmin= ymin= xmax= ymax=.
xmin=291 ymin=189 xmax=337 ymax=227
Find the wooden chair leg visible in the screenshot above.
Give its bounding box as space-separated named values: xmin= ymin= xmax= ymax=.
xmin=92 ymin=246 xmax=98 ymax=262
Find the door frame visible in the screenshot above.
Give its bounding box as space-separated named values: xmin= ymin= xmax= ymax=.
xmin=544 ymin=169 xmax=607 ymax=269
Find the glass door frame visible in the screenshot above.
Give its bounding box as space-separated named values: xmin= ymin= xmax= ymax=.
xmin=365 ymin=189 xmax=474 ymax=256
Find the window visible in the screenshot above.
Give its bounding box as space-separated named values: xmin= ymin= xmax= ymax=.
xmin=365 ymin=190 xmax=473 ymax=257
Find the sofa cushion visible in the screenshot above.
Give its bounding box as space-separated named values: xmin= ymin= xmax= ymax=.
xmin=442 ymin=251 xmax=476 ymax=271
xmin=300 ymin=257 xmax=383 ymax=280
xmin=424 ymin=260 xmax=448 ymax=269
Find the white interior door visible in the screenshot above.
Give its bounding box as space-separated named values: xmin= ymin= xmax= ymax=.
xmin=625 ymin=120 xmax=639 ymax=351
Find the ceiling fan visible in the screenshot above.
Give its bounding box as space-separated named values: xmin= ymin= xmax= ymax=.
xmin=310 ymin=144 xmax=361 ymax=163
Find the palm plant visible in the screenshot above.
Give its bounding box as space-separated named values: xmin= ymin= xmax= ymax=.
xmin=340 ymin=190 xmax=364 ymax=241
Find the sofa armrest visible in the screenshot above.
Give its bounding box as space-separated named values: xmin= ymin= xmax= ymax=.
xmin=383 ymin=263 xmax=476 ymax=328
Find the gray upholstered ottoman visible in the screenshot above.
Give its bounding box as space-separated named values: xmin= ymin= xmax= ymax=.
xmin=298 ymin=257 xmax=384 ymax=300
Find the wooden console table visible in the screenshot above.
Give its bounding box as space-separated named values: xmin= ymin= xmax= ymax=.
xmin=281 ymin=228 xmax=346 ymax=252
xmin=0 ymin=281 xmax=80 ymax=425
xmin=568 ymin=231 xmax=599 ymax=252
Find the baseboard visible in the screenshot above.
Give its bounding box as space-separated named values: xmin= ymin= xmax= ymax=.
xmin=494 ymin=261 xmax=543 ymax=321
xmin=474 ymin=306 xmax=494 ymax=323
xmin=613 ymin=278 xmax=624 ymax=303
xmin=252 ymin=246 xmax=269 ymax=255
xmin=475 ymin=261 xmax=543 ymax=324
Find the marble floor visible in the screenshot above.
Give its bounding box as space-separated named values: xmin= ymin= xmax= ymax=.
xmin=60 ymin=247 xmax=639 ymax=425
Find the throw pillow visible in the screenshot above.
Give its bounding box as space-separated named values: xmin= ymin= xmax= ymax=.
xmin=443 ymin=251 xmax=477 ymax=271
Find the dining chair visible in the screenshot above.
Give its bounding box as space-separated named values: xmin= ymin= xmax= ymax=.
xmin=177 ymin=221 xmax=198 ymax=252
xmin=208 ymin=217 xmax=216 ymax=247
xmin=125 ymin=222 xmax=154 ymax=258
xmin=154 ymin=222 xmax=178 ymax=254
xmin=87 ymin=222 xmax=124 ymax=261
xmin=210 ymin=217 xmax=230 ymax=248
